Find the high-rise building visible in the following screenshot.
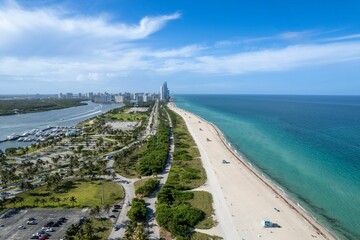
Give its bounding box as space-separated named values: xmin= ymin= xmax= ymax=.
xmin=160 ymin=82 xmax=170 ymax=101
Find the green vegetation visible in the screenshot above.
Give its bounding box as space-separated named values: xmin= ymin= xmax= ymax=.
xmin=155 ymin=106 xmax=215 ymax=239
xmin=114 ymin=104 xmax=170 ymax=177
xmin=0 ymin=98 xmax=87 ymax=116
xmin=106 ymin=112 xmax=148 ymax=122
xmin=135 ymin=178 xmax=160 ymax=197
xmin=127 ymin=198 xmax=147 ymax=221
xmin=191 ymin=232 xmax=223 ymax=240
xmin=4 ymin=179 xmax=124 ymax=209
xmin=124 ymin=198 xmax=148 ymax=239
xmin=124 ymin=221 xmax=147 ymax=240
xmin=166 ymin=109 xmax=206 ymax=189
xmin=187 ymin=191 xmax=215 ymax=229
xmin=64 ymin=217 xmax=113 ymax=240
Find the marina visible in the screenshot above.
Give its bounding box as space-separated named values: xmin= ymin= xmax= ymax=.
xmin=0 ymin=101 xmax=122 ymax=151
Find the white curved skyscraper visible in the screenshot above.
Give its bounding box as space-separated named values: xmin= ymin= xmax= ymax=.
xmin=160 ymin=82 xmax=170 ymax=101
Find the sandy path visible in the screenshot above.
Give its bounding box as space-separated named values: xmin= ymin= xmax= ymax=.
xmin=169 ymin=103 xmax=336 ymax=240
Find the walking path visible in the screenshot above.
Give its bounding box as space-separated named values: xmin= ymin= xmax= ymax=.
xmin=145 ymin=109 xmax=174 ymax=240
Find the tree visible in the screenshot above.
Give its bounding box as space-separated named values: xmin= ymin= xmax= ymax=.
xmin=103 ymin=203 xmax=111 ymax=215
xmin=84 ymin=219 xmax=94 ymax=238
xmin=17 ymin=196 xmax=24 ymax=207
xmin=40 ymin=198 xmax=47 ymax=206
xmin=33 ymin=198 xmax=40 ymax=207
xmin=69 ymin=196 xmax=77 ymax=207
xmin=127 ymin=198 xmax=146 ymax=221
xmin=49 ymin=196 xmax=56 ymax=206
xmin=90 ymin=205 xmax=101 ymax=219
xmin=0 ymin=149 xmax=5 ymax=161
xmin=54 ymin=197 xmax=61 ymax=206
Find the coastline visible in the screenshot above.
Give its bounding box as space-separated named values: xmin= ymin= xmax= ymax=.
xmin=169 ymin=102 xmax=337 ymax=240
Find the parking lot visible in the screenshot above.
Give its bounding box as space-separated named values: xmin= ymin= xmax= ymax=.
xmin=0 ymin=209 xmax=87 ymax=240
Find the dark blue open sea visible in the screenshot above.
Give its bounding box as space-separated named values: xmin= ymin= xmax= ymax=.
xmin=174 ymin=95 xmax=360 ymax=240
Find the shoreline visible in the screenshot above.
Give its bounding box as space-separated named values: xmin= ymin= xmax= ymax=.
xmin=169 ymin=102 xmax=337 ymax=240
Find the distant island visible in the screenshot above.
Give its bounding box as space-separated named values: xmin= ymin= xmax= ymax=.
xmin=0 ymin=99 xmax=88 ymax=116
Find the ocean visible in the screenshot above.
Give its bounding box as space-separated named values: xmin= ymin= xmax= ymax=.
xmin=173 ymin=94 xmax=360 ymax=240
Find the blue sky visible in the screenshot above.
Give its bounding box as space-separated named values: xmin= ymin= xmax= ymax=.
xmin=1 ymin=0 xmax=360 ymax=94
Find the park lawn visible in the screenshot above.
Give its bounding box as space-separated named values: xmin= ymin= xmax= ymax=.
xmin=106 ymin=113 xmax=148 ymax=122
xmin=187 ymin=191 xmax=215 ymax=229
xmin=6 ymin=179 xmax=124 ymax=209
xmin=191 ymin=232 xmax=223 ymax=240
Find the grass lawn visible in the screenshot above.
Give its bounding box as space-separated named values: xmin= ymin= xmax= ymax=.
xmin=134 ymin=177 xmax=154 ymax=191
xmin=187 ymin=191 xmax=215 ymax=229
xmin=191 ymin=232 xmax=223 ymax=240
xmin=5 ymin=179 xmax=124 ymax=209
xmin=106 ymin=113 xmax=148 ymax=122
xmin=92 ymin=218 xmax=113 ymax=240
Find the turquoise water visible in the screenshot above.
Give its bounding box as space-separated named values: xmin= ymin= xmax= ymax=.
xmin=174 ymin=95 xmax=360 ymax=240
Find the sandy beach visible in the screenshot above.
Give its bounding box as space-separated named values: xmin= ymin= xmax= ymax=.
xmin=169 ymin=103 xmax=337 ymax=240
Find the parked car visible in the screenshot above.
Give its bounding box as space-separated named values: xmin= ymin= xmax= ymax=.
xmin=0 ymin=223 xmax=4 ymax=227
xmin=109 ymin=215 xmax=116 ymax=218
xmin=27 ymin=220 xmax=37 ymax=225
xmin=43 ymin=221 xmax=54 ymax=227
xmin=18 ymin=225 xmax=26 ymax=229
xmin=45 ymin=228 xmax=54 ymax=232
xmin=114 ymin=225 xmax=121 ymax=231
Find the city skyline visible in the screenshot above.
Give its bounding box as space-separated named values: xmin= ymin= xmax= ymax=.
xmin=1 ymin=0 xmax=360 ymax=95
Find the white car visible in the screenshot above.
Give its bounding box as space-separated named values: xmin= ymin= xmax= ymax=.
xmin=0 ymin=223 xmax=4 ymax=227
xmin=45 ymin=228 xmax=54 ymax=232
xmin=18 ymin=225 xmax=26 ymax=229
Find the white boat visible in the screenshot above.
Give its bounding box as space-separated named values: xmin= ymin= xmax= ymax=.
xmin=6 ymin=134 xmax=19 ymax=141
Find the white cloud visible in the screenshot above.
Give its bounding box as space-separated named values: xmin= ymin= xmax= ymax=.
xmin=1 ymin=1 xmax=360 ymax=88
xmin=322 ymin=34 xmax=360 ymax=42
xmin=0 ymin=1 xmax=180 ymax=57
xmin=156 ymin=41 xmax=360 ymax=74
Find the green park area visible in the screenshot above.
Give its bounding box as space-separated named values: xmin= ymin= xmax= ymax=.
xmin=5 ymin=179 xmax=124 ymax=209
xmin=0 ymin=99 xmax=86 ymax=116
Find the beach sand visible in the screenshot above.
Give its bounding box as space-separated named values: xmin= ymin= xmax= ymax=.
xmin=169 ymin=103 xmax=337 ymax=240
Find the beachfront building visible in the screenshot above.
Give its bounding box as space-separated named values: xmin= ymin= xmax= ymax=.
xmin=160 ymin=82 xmax=170 ymax=101
xmin=114 ymin=95 xmax=124 ymax=103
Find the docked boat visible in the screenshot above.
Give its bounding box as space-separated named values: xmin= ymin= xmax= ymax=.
xmin=6 ymin=134 xmax=19 ymax=141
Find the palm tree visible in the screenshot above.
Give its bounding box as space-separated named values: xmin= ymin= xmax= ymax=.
xmin=54 ymin=197 xmax=61 ymax=206
xmin=49 ymin=196 xmax=56 ymax=206
xmin=90 ymin=205 xmax=101 ymax=219
xmin=69 ymin=196 xmax=77 ymax=207
xmin=84 ymin=219 xmax=94 ymax=238
xmin=103 ymin=203 xmax=111 ymax=215
xmin=0 ymin=199 xmax=5 ymax=209
xmin=33 ymin=198 xmax=40 ymax=207
xmin=40 ymin=198 xmax=47 ymax=206
xmin=17 ymin=196 xmax=24 ymax=207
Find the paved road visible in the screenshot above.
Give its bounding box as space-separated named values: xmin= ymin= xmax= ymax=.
xmin=107 ymin=101 xmax=160 ymax=239
xmin=146 ymin=109 xmax=174 ymax=240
